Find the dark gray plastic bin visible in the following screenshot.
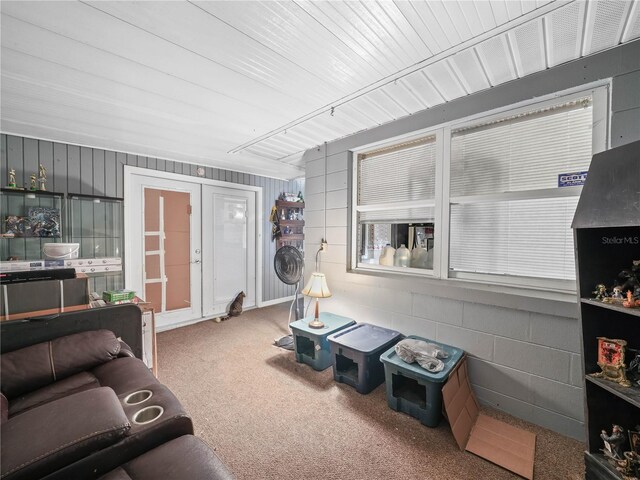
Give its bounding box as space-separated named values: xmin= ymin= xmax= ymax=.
xmin=328 ymin=323 xmax=403 ymax=394
xmin=379 ymin=335 xmax=464 ymax=427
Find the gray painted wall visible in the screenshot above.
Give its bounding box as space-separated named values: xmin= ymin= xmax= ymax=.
xmin=0 ymin=133 xmax=304 ymax=303
xmin=301 ymin=40 xmax=640 ymax=441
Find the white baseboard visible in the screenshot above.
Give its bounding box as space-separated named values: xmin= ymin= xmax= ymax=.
xmin=259 ymin=295 xmax=295 ymax=307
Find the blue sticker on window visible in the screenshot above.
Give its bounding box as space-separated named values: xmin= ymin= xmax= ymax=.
xmin=558 ymin=171 xmax=588 ymax=187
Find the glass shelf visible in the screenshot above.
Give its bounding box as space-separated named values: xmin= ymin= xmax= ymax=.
xmin=1 ymin=189 xmax=65 ymax=261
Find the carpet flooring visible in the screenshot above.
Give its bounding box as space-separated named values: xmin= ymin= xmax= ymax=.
xmin=156 ymin=303 xmax=585 ymax=480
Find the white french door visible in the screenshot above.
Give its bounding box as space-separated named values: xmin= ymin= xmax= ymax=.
xmin=127 ymin=174 xmax=202 ymax=329
xmin=125 ymin=168 xmax=261 ymax=330
xmin=202 ymin=185 xmax=256 ymax=317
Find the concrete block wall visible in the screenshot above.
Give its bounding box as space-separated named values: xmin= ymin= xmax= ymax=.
xmin=301 ymin=41 xmax=640 ymax=441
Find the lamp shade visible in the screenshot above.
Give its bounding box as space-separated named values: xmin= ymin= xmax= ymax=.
xmin=302 ymin=272 xmax=331 ymax=298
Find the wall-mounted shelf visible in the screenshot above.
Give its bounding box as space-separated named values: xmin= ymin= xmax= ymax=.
xmin=274 ymin=199 xmax=304 ymax=250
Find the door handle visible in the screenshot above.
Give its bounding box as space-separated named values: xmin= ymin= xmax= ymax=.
xmin=193 ymin=259 xmax=201 ymax=264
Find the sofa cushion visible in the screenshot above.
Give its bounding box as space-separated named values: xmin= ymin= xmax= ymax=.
xmin=8 ymin=371 xmax=100 ymax=417
xmin=0 ymin=387 xmax=130 ymax=480
xmin=1 ymin=330 xmax=121 ymax=399
xmin=1 ymin=393 xmax=7 ymax=424
xmin=7 ymin=357 xmax=157 ymax=418
xmin=91 ymin=357 xmax=157 ymax=395
xmin=98 ymin=435 xmax=233 ymax=480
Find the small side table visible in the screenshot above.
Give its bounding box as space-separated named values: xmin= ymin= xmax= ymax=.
xmin=290 ymin=312 xmax=355 ymax=371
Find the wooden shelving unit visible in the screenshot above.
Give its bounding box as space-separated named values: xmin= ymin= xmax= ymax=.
xmin=275 ymin=199 xmax=304 ymax=250
xmin=573 ymin=140 xmax=640 ymax=480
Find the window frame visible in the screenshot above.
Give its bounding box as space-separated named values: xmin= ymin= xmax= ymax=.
xmin=349 ymin=82 xmax=610 ymax=295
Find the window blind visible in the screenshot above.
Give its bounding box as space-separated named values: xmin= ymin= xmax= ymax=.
xmin=450 ymin=100 xmax=593 ymax=197
xmin=358 ymin=135 xmax=436 ymax=206
xmin=359 ymin=207 xmax=435 ymax=224
xmin=449 ymin=197 xmax=578 ymax=280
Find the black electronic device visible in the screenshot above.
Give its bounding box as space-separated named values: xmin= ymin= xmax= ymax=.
xmin=0 ymin=268 xmax=76 ymax=284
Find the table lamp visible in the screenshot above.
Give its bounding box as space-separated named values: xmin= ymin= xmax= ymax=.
xmin=302 ymin=272 xmax=331 ymax=329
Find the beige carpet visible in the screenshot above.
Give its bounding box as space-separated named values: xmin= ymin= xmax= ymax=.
xmin=156 ymin=303 xmax=585 ymax=480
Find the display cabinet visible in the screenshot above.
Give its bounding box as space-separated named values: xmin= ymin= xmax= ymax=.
xmin=572 ymin=140 xmax=640 ymax=480
xmin=67 ymin=193 xmax=124 ymax=292
xmin=0 ymin=188 xmax=64 ymax=262
xmin=275 ymin=199 xmax=304 ymax=250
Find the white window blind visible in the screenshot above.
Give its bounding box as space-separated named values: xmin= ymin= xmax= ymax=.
xmin=448 ymin=98 xmax=593 ymax=281
xmin=358 ymin=135 xmax=436 ymax=206
xmin=449 ymin=197 xmax=579 ymax=280
xmin=450 ymin=99 xmax=593 ymax=196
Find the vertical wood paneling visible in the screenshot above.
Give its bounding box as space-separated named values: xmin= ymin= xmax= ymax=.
xmin=104 ymin=151 xmax=117 ymax=197
xmin=93 ymin=149 xmax=105 ymax=196
xmin=67 ymin=145 xmax=81 ymax=194
xmin=6 ymin=136 xmax=23 ymax=189
xmin=116 ymin=152 xmax=126 ymax=198
xmin=23 ymin=138 xmax=38 ymax=190
xmin=80 ymin=147 xmax=93 ymax=195
xmin=0 ymin=135 xmax=6 ymax=189
xmin=53 ymin=143 xmax=67 ymax=193
xmin=38 ymin=141 xmax=54 ymax=192
xmin=0 ymin=134 xmax=302 ymax=303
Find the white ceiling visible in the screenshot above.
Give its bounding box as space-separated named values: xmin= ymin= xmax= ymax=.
xmin=1 ymin=1 xmax=639 ymax=180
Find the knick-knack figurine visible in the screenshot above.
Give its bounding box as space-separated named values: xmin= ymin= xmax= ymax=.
xmin=30 ymin=174 xmax=37 ymax=191
xmin=593 ymin=284 xmax=609 ymax=301
xmin=8 ymin=168 xmax=17 ymax=188
xmin=38 ymin=164 xmax=47 ymax=191
xmin=601 ymin=425 xmax=626 ymax=460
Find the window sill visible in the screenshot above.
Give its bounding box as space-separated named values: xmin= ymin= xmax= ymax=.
xmin=350 ymin=265 xmax=579 ymax=318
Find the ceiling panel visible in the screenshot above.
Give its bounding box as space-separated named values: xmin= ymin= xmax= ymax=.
xmin=475 ymin=35 xmax=517 ymax=86
xmin=583 ymin=0 xmax=632 ymax=55
xmin=423 ymin=61 xmax=467 ymax=100
xmin=449 ymin=49 xmax=491 ymax=94
xmin=1 ymin=0 xmax=638 ymax=177
xmin=509 ymin=20 xmax=547 ymax=76
xmin=545 ymin=1 xmax=585 ymax=67
xmin=622 ymin=1 xmax=640 ymax=41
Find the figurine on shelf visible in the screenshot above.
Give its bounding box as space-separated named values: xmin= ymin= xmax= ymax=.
xmin=623 ymin=290 xmax=638 ymax=308
xmin=29 ymin=174 xmax=37 ymax=191
xmin=593 ymin=283 xmax=609 ymax=301
xmin=602 ymin=425 xmax=626 ymax=460
xmin=592 ymin=337 xmax=632 ymax=387
xmin=610 ymin=286 xmax=625 ymax=303
xmin=8 ymin=168 xmax=17 ymax=188
xmin=297 ymin=191 xmax=304 ymax=202
xmin=38 ymin=164 xmax=47 ymax=191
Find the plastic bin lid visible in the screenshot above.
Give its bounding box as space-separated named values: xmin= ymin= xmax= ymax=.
xmin=379 ymin=335 xmax=465 ymax=383
xmin=328 ymin=323 xmax=403 ymax=354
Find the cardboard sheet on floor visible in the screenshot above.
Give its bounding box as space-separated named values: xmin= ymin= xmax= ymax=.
xmin=442 ymin=356 xmax=536 ymax=480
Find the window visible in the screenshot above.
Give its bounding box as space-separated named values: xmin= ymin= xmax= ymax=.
xmin=351 ymin=85 xmax=608 ymax=293
xmin=355 ymin=135 xmax=438 ymax=273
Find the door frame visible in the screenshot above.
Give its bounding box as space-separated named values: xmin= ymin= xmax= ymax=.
xmin=124 ymin=166 xmax=263 ymax=329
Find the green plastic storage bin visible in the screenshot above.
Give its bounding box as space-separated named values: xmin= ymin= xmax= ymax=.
xmin=380 ymin=335 xmax=464 ymax=427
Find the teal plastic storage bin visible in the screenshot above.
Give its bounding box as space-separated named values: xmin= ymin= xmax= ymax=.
xmin=379 ymin=335 xmax=464 ymax=427
xmin=290 ymin=313 xmax=355 ymax=371
xmin=328 ymin=323 xmax=403 ymax=394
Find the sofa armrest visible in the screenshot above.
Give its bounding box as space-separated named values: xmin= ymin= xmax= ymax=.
xmin=117 ymin=340 xmax=135 ymax=358
xmin=0 ymin=387 xmax=130 ymax=480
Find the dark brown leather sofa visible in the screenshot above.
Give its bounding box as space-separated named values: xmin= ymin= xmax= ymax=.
xmin=0 ymin=329 xmax=233 ymax=480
